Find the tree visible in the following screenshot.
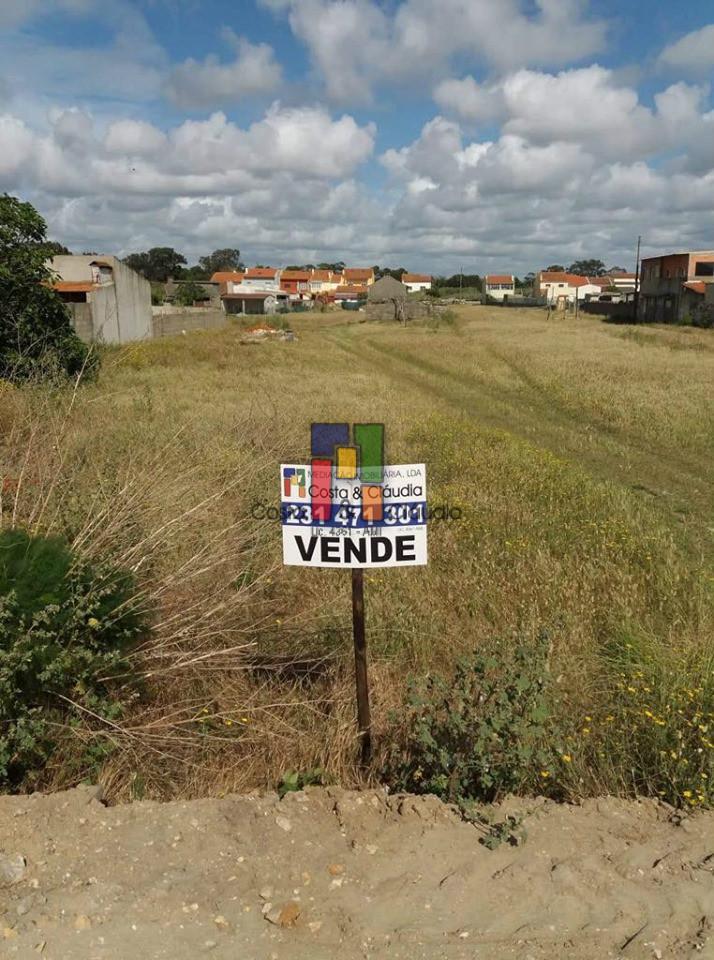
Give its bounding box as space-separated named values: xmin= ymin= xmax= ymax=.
xmin=198 ymin=248 xmax=242 ymax=276
xmin=608 ymin=265 xmax=627 ymax=274
xmin=568 ymin=259 xmax=607 ymax=276
xmin=545 ymin=264 xmax=565 ymax=272
xmin=0 ymin=194 xmax=95 ymax=382
xmin=442 ymin=273 xmax=482 ymax=290
xmin=123 ymin=248 xmax=187 ymax=282
xmin=174 ymin=280 xmax=209 ymax=307
xmin=42 ymin=240 xmax=71 ymax=256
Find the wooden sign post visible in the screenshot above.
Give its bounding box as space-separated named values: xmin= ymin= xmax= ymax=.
xmin=351 ymin=568 xmax=371 ymax=764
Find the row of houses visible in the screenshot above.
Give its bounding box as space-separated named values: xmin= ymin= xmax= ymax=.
xmin=483 ymin=272 xmax=638 ymax=303
xmin=46 ymin=249 xmax=714 ymax=342
xmin=528 ymin=252 xmax=714 ymax=322
xmin=211 ymin=267 xmax=433 ymax=314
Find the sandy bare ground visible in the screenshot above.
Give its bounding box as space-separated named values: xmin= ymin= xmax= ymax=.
xmin=1 ymin=786 xmax=713 ymax=960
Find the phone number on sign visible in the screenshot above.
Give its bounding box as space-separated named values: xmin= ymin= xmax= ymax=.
xmin=280 ymin=501 xmax=428 ymax=527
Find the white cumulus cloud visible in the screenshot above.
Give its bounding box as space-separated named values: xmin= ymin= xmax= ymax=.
xmin=166 ymin=33 xmax=283 ymax=108
xmin=660 ymin=24 xmax=714 ymax=75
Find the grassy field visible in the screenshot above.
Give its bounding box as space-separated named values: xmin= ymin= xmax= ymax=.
xmin=3 ymin=305 xmax=714 ymax=804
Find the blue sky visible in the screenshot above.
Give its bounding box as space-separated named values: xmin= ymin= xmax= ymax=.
xmin=1 ymin=0 xmax=714 ymax=275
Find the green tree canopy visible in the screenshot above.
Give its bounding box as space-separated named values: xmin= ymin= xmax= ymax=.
xmin=568 ymin=259 xmax=607 ymax=276
xmin=124 ymin=247 xmax=187 ymax=282
xmin=198 ymin=248 xmax=243 ymax=276
xmin=173 ymin=280 xmax=210 ymax=306
xmin=0 ymin=194 xmax=94 ymax=382
xmin=545 ymin=264 xmax=565 ymax=272
xmin=42 ymin=240 xmax=71 ymax=256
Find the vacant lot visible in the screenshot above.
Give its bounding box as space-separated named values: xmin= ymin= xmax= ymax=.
xmin=2 ymin=306 xmax=713 ymax=803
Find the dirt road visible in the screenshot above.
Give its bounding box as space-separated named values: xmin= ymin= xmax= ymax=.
xmin=1 ymin=786 xmax=713 ymax=960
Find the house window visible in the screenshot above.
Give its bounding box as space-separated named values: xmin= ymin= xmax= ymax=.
xmin=695 ymin=262 xmax=714 ymax=277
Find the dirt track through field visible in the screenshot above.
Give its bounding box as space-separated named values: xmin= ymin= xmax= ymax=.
xmin=324 ymin=321 xmax=712 ymax=523
xmin=2 ymin=786 xmax=714 ymax=959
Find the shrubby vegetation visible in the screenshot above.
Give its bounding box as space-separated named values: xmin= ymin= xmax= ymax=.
xmin=387 ymin=633 xmax=562 ymax=806
xmin=0 ymin=194 xmax=96 ymax=382
xmin=0 ymin=529 xmax=145 ymax=791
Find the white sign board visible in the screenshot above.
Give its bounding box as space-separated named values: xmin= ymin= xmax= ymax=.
xmin=281 ymin=463 xmax=427 ymax=568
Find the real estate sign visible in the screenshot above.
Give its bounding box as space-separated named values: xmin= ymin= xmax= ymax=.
xmin=281 ymin=462 xmax=427 ymax=568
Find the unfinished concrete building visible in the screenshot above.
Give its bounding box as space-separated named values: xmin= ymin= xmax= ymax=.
xmin=49 ymin=255 xmax=152 ymax=344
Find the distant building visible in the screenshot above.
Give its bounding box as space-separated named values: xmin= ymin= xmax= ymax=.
xmin=334 ymin=285 xmax=367 ymax=305
xmin=401 ymin=273 xmax=432 ymax=293
xmin=243 ymin=267 xmax=281 ymax=291
xmin=536 ymin=271 xmax=601 ymax=303
xmin=221 ymin=291 xmax=286 ymax=316
xmin=639 ymin=250 xmax=714 ymax=323
xmin=344 ymin=268 xmax=375 ymax=286
xmin=607 ymin=272 xmax=637 ymax=291
xmin=280 ymin=270 xmax=312 ymax=298
xmin=49 ymin=255 xmax=152 ymax=343
xmin=309 ymin=269 xmax=340 ymax=295
xmin=484 ymin=274 xmax=515 ymax=300
xmin=210 ymin=271 xmax=245 ymax=286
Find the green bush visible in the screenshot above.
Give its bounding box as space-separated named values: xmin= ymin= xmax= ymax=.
xmin=0 ymin=194 xmax=98 ymax=383
xmin=0 ymin=529 xmax=146 ymax=790
xmin=387 ymin=632 xmax=563 ymax=805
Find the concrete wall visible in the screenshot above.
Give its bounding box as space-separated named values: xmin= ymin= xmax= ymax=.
xmin=152 ymin=309 xmax=227 ymax=338
xmin=65 ymin=302 xmax=94 ymax=342
xmin=366 ymin=299 xmax=434 ymax=321
xmin=112 ymin=259 xmax=152 ymax=342
xmin=90 ymin=284 xmax=120 ymax=341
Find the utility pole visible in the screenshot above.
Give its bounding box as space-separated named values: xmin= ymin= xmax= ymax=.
xmin=459 ymin=266 xmax=463 ymax=296
xmin=633 ymin=235 xmax=642 ymax=322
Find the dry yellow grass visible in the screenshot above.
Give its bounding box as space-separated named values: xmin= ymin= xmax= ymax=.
xmin=2 ymin=306 xmax=713 ymax=802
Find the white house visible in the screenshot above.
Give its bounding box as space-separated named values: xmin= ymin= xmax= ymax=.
xmin=242 ymin=267 xmax=281 ymax=291
xmin=484 ymin=274 xmax=515 ymax=300
xmin=607 ymin=272 xmax=637 ymax=291
xmin=401 ymin=273 xmax=432 ymax=293
xmin=537 ymin=271 xmax=599 ymax=303
xmin=309 ymin=269 xmax=343 ymax=294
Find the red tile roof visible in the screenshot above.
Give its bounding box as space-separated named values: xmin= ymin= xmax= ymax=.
xmin=335 ymin=285 xmax=367 ymax=296
xmin=281 ymin=270 xmax=312 ymax=281
xmin=683 ymin=281 xmax=706 ymax=295
xmin=485 ymin=274 xmax=514 ymax=285
xmin=52 ymin=281 xmax=97 ymax=293
xmin=211 ymin=271 xmax=244 ymax=283
xmin=344 ymin=268 xmax=374 ymax=282
xmin=245 ymin=267 xmax=278 ymax=279
xmin=402 ymin=273 xmax=432 ymax=283
xmin=539 ymin=272 xmax=590 ymax=287
xmin=310 ymin=270 xmax=333 ymax=281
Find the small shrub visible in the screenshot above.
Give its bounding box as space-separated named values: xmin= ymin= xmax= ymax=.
xmin=386 ymin=632 xmax=563 ymax=805
xmin=0 ymin=528 xmax=146 ymax=791
xmin=278 ymin=767 xmax=326 ymax=798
